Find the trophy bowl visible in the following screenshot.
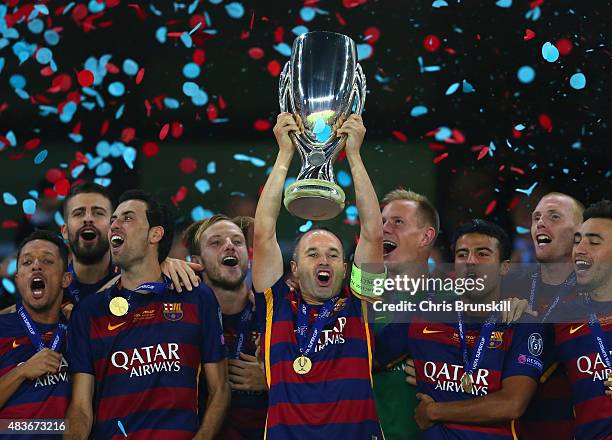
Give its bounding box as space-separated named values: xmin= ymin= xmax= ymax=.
xmin=279 ymin=31 xmax=366 ymax=220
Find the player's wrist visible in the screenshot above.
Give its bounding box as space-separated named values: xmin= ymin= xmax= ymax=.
xmin=426 ymin=401 xmax=442 ymax=423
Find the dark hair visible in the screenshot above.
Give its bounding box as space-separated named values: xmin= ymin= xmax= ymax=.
xmin=583 ymin=200 xmax=612 ymax=222
xmin=292 ymin=226 xmax=345 ymax=262
xmin=17 ymin=230 xmax=70 ymax=271
xmin=183 ymin=214 xmax=253 ymax=256
xmin=451 ymin=219 xmax=511 ymax=261
xmin=117 ymin=190 xmax=174 ymax=262
xmin=62 ymin=182 xmax=113 ymax=217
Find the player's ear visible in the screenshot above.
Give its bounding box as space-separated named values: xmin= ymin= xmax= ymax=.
xmin=60 ymin=223 xmax=69 ymax=241
xmin=420 ymin=227 xmax=436 ymax=248
xmin=149 ymin=226 xmax=164 ymax=244
xmin=500 ymin=259 xmax=510 ymax=276
xmin=191 ymin=255 xmax=203 ymax=267
xmin=62 ymin=271 xmax=73 ymax=289
xmin=290 ymin=260 xmax=298 ymax=278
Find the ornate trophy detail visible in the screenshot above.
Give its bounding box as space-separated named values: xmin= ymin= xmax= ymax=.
xmin=279 ymin=31 xmax=367 ymax=220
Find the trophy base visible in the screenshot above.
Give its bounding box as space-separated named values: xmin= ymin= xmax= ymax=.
xmin=284 ymin=179 xmax=346 ymax=220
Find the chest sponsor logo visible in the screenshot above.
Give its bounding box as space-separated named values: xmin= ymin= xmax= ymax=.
xmin=163 ymin=303 xmax=183 ymax=321
xmin=423 ymin=361 xmax=491 ymax=396
xmin=27 ymin=357 xmax=69 ymax=388
xmin=575 ymin=350 xmax=612 ymax=382
xmin=111 ymin=343 xmax=182 ymax=377
xmin=314 ymin=316 xmax=347 ymax=353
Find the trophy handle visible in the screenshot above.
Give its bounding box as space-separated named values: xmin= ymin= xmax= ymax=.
xmin=352 ymin=63 xmax=367 ymax=115
xmin=278 ymin=61 xmax=291 ymax=112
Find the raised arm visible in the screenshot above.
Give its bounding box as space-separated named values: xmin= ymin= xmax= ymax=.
xmin=252 ymin=113 xmax=300 ymax=292
xmin=64 ymin=373 xmax=95 ymax=439
xmin=338 ymin=115 xmax=384 ymax=272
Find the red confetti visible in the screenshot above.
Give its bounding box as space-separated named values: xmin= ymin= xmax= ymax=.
xmin=433 ymin=152 xmax=449 ymax=164
xmin=391 ymin=130 xmax=408 ymax=142
xmin=364 ymin=27 xmax=380 ymax=44
xmin=171 ymin=122 xmax=184 ymax=138
xmin=451 ymin=129 xmax=465 ymax=144
xmin=484 ymin=200 xmax=497 ymax=216
xmin=218 ymin=96 xmax=227 ymax=110
xmin=538 ymin=113 xmax=553 ymax=132
xmin=105 ymin=62 xmax=119 ymax=74
xmin=193 ymin=49 xmax=206 ymax=65
xmin=51 ymin=74 xmax=72 ymax=92
xmin=127 ymin=3 xmax=147 ymax=20
xmin=24 ymin=138 xmax=41 ymax=150
xmin=556 ymin=38 xmax=573 ymax=56
xmin=248 ymin=47 xmax=265 ymax=60
xmin=142 ymin=141 xmax=159 ymax=157
xmin=77 ymin=70 xmax=94 ymax=87
xmin=171 ymin=186 xmax=188 ymax=207
xmin=254 ymin=119 xmax=271 ymax=131
xmin=72 ymin=4 xmax=88 ymax=21
xmin=136 ymin=68 xmax=145 ymax=84
xmin=423 ymin=34 xmax=441 ymax=52
xmin=144 ymin=99 xmax=151 ymax=117
xmin=1 ymin=220 xmax=18 ymax=229
xmin=45 ymin=168 xmax=64 ymax=184
xmin=159 ymin=123 xmax=170 ymax=140
xmin=267 ymin=60 xmax=281 ymax=77
xmin=335 ymin=12 xmax=346 ymax=26
xmin=106 ymin=0 xmax=120 ymax=7
xmin=54 ymin=178 xmax=71 ymax=197
xmin=273 ymin=26 xmax=284 ymax=44
xmin=121 ymin=127 xmax=136 ymax=143
xmin=207 ymin=103 xmax=218 ymax=121
xmin=342 ymin=0 xmax=368 ymax=7
xmin=100 ymin=119 xmax=110 ymax=136
xmin=508 ymin=196 xmax=521 ymax=210
xmin=510 ymin=166 xmax=525 ymax=175
xmin=477 ymin=147 xmax=489 ymax=160
xmin=428 ymin=143 xmax=446 ymax=151
xmin=179 ymin=157 xmax=197 ymax=174
xmin=523 ymin=29 xmax=536 ymax=41
xmin=529 ymin=0 xmax=544 ymax=8
xmin=512 ymin=128 xmax=522 ymax=139
xmin=43 ymin=188 xmax=57 ymax=199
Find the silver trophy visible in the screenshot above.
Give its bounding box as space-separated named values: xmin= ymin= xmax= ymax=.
xmin=279 ymin=31 xmax=366 ymax=220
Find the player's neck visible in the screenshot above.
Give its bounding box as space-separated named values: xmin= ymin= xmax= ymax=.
xmin=212 ymin=282 xmax=250 ymax=315
xmin=72 ymin=252 xmax=111 ymax=284
xmin=301 ymin=290 xmax=326 ymax=306
xmin=463 ymin=287 xmax=501 ymax=318
xmin=120 ymin=258 xmax=163 ymax=291
xmin=22 ymin=301 xmax=61 ymax=325
xmin=539 ymin=260 xmax=573 ymax=285
xmin=590 ymin=281 xmax=612 ymax=302
xmin=388 ymin=259 xmax=429 ymax=280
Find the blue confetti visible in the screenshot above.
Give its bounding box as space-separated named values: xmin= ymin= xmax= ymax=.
xmin=435 ymin=126 xmax=452 ymax=141
xmin=516 ymin=226 xmax=529 ymax=234
xmin=189 ymin=22 xmax=202 ymax=35
xmin=0 ymin=58 xmax=4 ymax=75
xmin=191 ymin=89 xmax=208 ymax=106
xmin=541 ymin=42 xmax=559 ymax=62
xmin=207 ymin=161 xmax=216 ymax=174
xmin=71 ymin=164 xmax=85 ymax=178
xmin=410 ymin=105 xmax=428 ymax=117
xmin=445 ymin=82 xmax=460 ymax=95
xmin=180 ymin=32 xmax=193 ymax=48
xmin=88 ymin=0 xmax=105 ymax=13
xmin=225 ymin=2 xmax=245 ymax=18
xmin=462 ymin=80 xmax=475 ymax=93
xmin=182 ymin=81 xmax=199 ymax=97
xmin=96 ymin=162 xmax=112 ymax=176
xmin=34 ymin=4 xmax=49 ymax=15
xmin=9 ymin=74 xmax=26 ymax=90
xmin=7 ymin=259 xmax=16 ymax=276
xmin=122 ymin=59 xmax=139 ymax=76
xmin=115 ymin=104 xmax=125 ymax=119
xmin=3 ymin=192 xmax=17 ymax=205
xmin=274 ymin=43 xmax=292 ymax=57
xmin=22 ymin=199 xmax=36 ymax=215
xmin=108 ymin=82 xmax=125 ymax=97
xmin=34 ymin=149 xmax=48 ymax=164
xmin=155 ymin=27 xmax=167 ymax=44
xmin=117 ymin=420 xmax=127 ymax=437
xmin=345 ymin=205 xmax=358 ymax=221
xmin=300 ymin=7 xmax=316 ymax=22
xmin=517 ymin=66 xmax=535 ymax=83
xmin=432 ymin=0 xmax=448 ymax=7
xmin=569 ymin=72 xmax=586 ymax=90
xmin=292 ymin=25 xmax=309 ymax=35
xmin=183 ymin=62 xmax=200 ymax=79
xmin=191 ymin=206 xmax=213 ymax=221
xmin=94 ymin=178 xmax=111 ymax=187
xmin=54 ymin=211 xmax=64 ymax=226
xmin=195 ymin=179 xmax=211 ymax=194
xmin=2 ymin=278 xmax=15 ymax=295
xmin=515 ymin=182 xmax=539 ymax=196
xmin=337 ymin=170 xmax=352 ymax=187
xmin=299 ymin=221 xmax=313 ymax=233
xmin=96 ymin=141 xmax=111 ymax=158
xmin=28 ymin=18 xmax=44 ymax=34
xmin=496 ymin=0 xmax=512 ymax=7
xmin=356 ymin=44 xmax=372 ymax=61
xmin=6 ymin=132 xmax=17 ymax=147
xmin=60 ymin=101 xmax=77 ymax=123
xmin=44 ymin=30 xmax=60 ymax=46
xmin=315 ymin=125 xmax=332 ymax=143
xmin=514 ymin=124 xmax=525 ymax=131
xmin=164 ymin=97 xmax=180 ymax=109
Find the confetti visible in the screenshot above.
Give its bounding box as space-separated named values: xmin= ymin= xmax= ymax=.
xmin=517 ymin=66 xmax=535 ymax=84
xmin=569 ymin=73 xmax=586 ymax=90
xmin=541 ymin=42 xmax=559 ymax=62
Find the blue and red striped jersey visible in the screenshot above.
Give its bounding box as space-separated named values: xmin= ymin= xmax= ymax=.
xmin=199 ymin=302 xmax=267 ymax=440
xmin=63 ymin=263 xmax=119 ymax=304
xmin=255 ymin=277 xmax=383 ymax=440
xmin=376 ymin=318 xmax=546 ymax=440
xmin=67 ymin=281 xmax=226 ymax=439
xmin=0 ymin=313 xmax=70 ymax=439
xmin=554 ymin=299 xmax=612 ymax=440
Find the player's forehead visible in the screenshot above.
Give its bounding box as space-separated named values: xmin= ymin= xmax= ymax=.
xmin=201 ymin=220 xmax=244 ymax=242
xmin=382 ymin=199 xmax=418 ymax=219
xmin=533 ymin=194 xmax=575 ymax=215
xmin=67 ymin=192 xmax=112 ymax=212
xmin=20 ymin=239 xmax=61 ymax=259
xmin=298 ymin=230 xmax=343 ymax=253
xmin=455 ymin=233 xmax=499 ymax=253
xmin=113 ymin=199 xmax=147 ymax=218
xmin=577 ymin=218 xmax=612 ymax=238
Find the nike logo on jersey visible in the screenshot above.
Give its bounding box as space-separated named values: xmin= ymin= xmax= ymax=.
xmin=569 ymin=323 xmax=586 ymax=334
xmin=108 ymin=321 xmax=127 ymax=331
xmin=12 ymin=340 xmax=20 ymax=348
xmin=423 ymin=327 xmax=445 ymax=334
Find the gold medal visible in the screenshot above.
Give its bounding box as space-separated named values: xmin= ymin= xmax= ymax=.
xmin=109 ymin=297 xmax=129 ymax=317
xmin=461 ymin=372 xmax=474 ymax=393
xmin=293 ymin=355 xmax=313 ymax=375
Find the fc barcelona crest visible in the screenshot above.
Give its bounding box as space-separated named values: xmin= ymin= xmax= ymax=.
xmin=163 ymin=303 xmax=183 ymax=321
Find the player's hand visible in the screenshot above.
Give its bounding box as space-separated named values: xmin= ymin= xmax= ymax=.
xmin=502 ymin=297 xmax=538 ymax=323
xmin=228 ymin=352 xmax=266 ymax=392
xmin=161 ymin=258 xmax=202 ymax=293
xmin=336 ymin=114 xmax=366 ymax=157
xmin=20 ymin=348 xmax=62 ymax=380
xmin=61 ymin=303 xmax=74 ymax=320
xmin=404 ymin=358 xmax=417 ymax=386
xmin=415 ymin=393 xmax=436 ymax=430
xmin=604 ymin=376 xmax=612 ymax=398
xmin=273 ymin=112 xmax=302 ymax=154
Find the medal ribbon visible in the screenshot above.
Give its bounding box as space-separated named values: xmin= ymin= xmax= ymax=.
xmin=233 ymin=304 xmax=254 ymax=359
xmin=108 ymin=277 xmax=170 ymax=312
xmin=296 ymin=295 xmax=340 ymax=358
xmin=67 ymin=261 xmax=118 ymax=304
xmin=584 ymin=295 xmax=611 ymax=369
xmin=457 ymin=310 xmax=497 ymax=378
xmin=17 ymin=305 xmax=67 ymax=352
xmin=529 ymin=270 xmax=576 ymax=323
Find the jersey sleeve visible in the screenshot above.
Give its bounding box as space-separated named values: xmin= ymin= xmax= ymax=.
xmin=199 ymin=287 xmax=227 ymax=364
xmin=502 ymin=322 xmax=547 ymax=382
xmin=66 ymin=301 xmax=95 ymax=375
xmin=373 ymin=322 xmax=411 ymax=368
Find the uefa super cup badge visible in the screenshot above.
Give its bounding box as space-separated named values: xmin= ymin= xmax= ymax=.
xmin=278 ymin=31 xmax=367 ymax=220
